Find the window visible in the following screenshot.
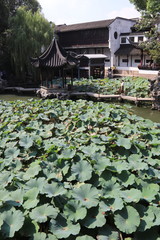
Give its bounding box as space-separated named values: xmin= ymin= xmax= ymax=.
xmin=138 ymin=36 xmax=144 ymax=42
xmin=129 ymin=37 xmax=134 ymax=42
xmin=135 ymin=59 xmax=141 ymax=63
xmin=114 ymin=31 xmax=118 ymax=39
xmin=105 ymin=59 xmax=110 ymax=62
xmin=121 ymin=37 xmax=126 ymax=43
xmin=122 ymin=59 xmax=128 ymax=62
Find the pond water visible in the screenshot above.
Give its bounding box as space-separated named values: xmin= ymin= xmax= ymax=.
xmin=0 ymin=94 xmax=160 ymax=123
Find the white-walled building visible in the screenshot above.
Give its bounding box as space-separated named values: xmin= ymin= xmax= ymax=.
xmin=55 ymin=17 xmax=158 ymax=78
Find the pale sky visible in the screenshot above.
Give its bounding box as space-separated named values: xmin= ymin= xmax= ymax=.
xmin=38 ymin=0 xmax=140 ymax=25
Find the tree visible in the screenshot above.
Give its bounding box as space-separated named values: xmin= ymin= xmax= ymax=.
xmin=8 ymin=7 xmax=54 ymax=82
xmin=129 ymin=0 xmax=160 ymax=64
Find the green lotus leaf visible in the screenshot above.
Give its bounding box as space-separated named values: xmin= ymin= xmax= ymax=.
xmin=23 ymin=188 xmax=39 ymax=209
xmin=82 ymin=207 xmax=106 ymax=229
xmin=102 ymin=180 xmax=121 ymax=198
xmin=47 ymin=234 xmax=58 ymax=240
xmin=1 ymin=209 xmax=24 ymax=238
xmin=6 ymin=189 xmax=24 ymax=206
xmin=135 ymin=204 xmax=155 ymax=231
xmin=59 ymin=148 xmax=76 ymax=159
xmin=116 ymin=137 xmax=131 ymax=149
xmin=72 ymin=184 xmax=99 ymax=208
xmin=80 ymin=145 xmax=96 ymax=155
xmin=71 ymin=161 xmax=92 ymax=182
xmin=113 ymin=161 xmax=129 ymax=173
xmin=94 ymin=155 xmax=111 ymax=173
xmin=39 ymin=129 xmax=53 ymax=138
xmin=141 ymin=183 xmax=159 ymax=201
xmin=30 ymin=204 xmax=58 ymax=223
xmin=114 ymin=206 xmax=140 ymax=234
xmin=121 ymin=189 xmax=142 ymax=203
xmin=97 ymin=224 xmax=120 ymax=240
xmin=4 ymin=147 xmax=20 ymax=159
xmin=76 ymin=236 xmax=95 ymax=240
xmin=23 ymin=162 xmax=41 ymax=181
xmin=43 ymin=182 xmax=67 ymax=198
xmin=0 ymin=190 xmax=10 ymax=204
xmin=64 ymin=200 xmax=87 ymax=221
xmin=26 ymin=177 xmax=46 ymax=192
xmin=151 ymin=146 xmax=160 ymax=156
xmin=117 ymin=170 xmax=135 ymax=187
xmin=50 ymin=215 xmax=80 ymax=239
xmin=150 ymin=205 xmax=160 ymax=226
xmin=19 ymin=135 xmax=34 ymax=148
xmin=32 ymin=232 xmax=47 ymax=240
xmin=100 ymin=197 xmax=124 ymax=212
xmin=0 ymin=171 xmax=13 ymax=187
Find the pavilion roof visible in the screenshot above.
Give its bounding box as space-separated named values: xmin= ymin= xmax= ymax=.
xmin=30 ymin=38 xmax=77 ymax=68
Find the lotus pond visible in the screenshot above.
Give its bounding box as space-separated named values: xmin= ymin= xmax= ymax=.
xmin=0 ymin=99 xmax=160 ymax=240
xmin=0 ymin=94 xmax=160 ymax=123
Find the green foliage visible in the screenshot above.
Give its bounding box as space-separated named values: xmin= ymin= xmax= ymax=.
xmin=130 ymin=0 xmax=160 ymax=64
xmin=0 ymin=99 xmax=160 ymax=239
xmin=73 ymin=76 xmax=150 ymax=97
xmin=8 ymin=7 xmax=54 ymax=81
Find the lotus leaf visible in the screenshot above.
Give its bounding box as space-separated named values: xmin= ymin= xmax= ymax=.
xmin=19 ymin=135 xmax=34 ymax=148
xmin=100 ymin=197 xmax=124 ymax=212
xmin=32 ymin=232 xmax=47 ymax=240
xmin=1 ymin=209 xmax=24 ymax=238
xmin=43 ymin=182 xmax=67 ymax=198
xmin=23 ymin=162 xmax=41 ymax=180
xmin=141 ymin=183 xmax=159 ymax=201
xmin=64 ymin=200 xmax=87 ymax=221
xmin=121 ymin=189 xmax=142 ymax=203
xmin=71 ymin=161 xmax=92 ymax=182
xmin=26 ymin=177 xmax=46 ymax=192
xmin=116 ymin=137 xmax=131 ymax=149
xmin=59 ymin=148 xmax=76 ymax=159
xmin=72 ymin=184 xmax=99 ymax=208
xmin=23 ymin=188 xmax=39 ymax=209
xmin=76 ymin=236 xmax=95 ymax=240
xmin=102 ymin=180 xmax=121 ymax=198
xmin=6 ymin=189 xmax=24 ymax=206
xmin=97 ymin=224 xmax=120 ymax=240
xmin=0 ymin=98 xmax=160 ymax=239
xmin=50 ymin=215 xmax=80 ymax=238
xmin=135 ymin=204 xmax=155 ymax=231
xmin=117 ymin=171 xmax=135 ymax=187
xmin=30 ymin=204 xmax=58 ymax=223
xmin=4 ymin=147 xmax=20 ymax=159
xmin=82 ymin=207 xmax=106 ymax=228
xmin=114 ymin=206 xmax=140 ymax=234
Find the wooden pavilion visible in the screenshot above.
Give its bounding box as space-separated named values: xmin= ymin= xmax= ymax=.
xmin=30 ymin=37 xmax=78 ymax=89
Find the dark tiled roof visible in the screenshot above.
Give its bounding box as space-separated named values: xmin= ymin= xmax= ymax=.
xmin=120 ymin=32 xmax=145 ymax=36
xmin=55 ymin=19 xmax=114 ymax=32
xmin=115 ymin=44 xmax=142 ymax=56
xmin=30 ymin=38 xmax=77 ymax=68
xmin=55 ymin=17 xmax=137 ymax=32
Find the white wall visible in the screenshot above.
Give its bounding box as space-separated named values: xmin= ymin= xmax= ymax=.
xmin=109 ymin=18 xmax=136 ymax=67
